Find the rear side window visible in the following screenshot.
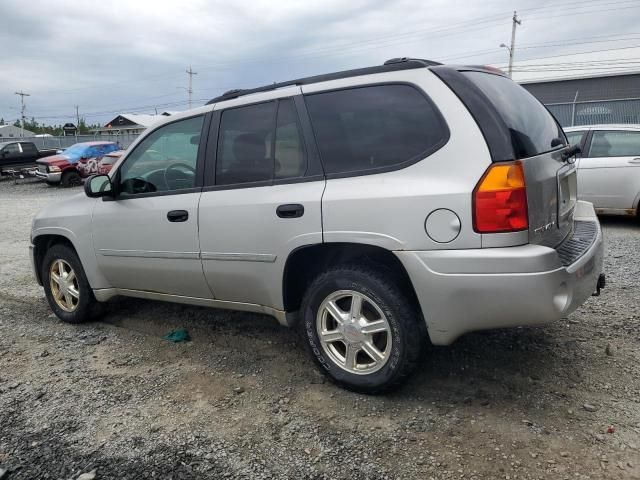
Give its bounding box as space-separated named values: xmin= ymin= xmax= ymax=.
xmin=216 ymin=99 xmax=307 ymax=185
xmin=463 ymin=72 xmax=564 ymax=159
xmin=20 ymin=143 xmax=37 ymax=154
xmin=589 ymin=130 xmax=640 ymax=157
xmin=305 ymin=84 xmax=448 ymax=175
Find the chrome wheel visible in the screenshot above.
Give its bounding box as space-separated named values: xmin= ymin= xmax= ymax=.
xmin=316 ymin=290 xmax=392 ymax=375
xmin=49 ymin=259 xmax=80 ymax=312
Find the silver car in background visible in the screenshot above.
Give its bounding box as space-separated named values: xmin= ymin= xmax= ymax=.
xmin=565 ymin=124 xmax=640 ymax=218
xmin=30 ymin=58 xmax=605 ymax=392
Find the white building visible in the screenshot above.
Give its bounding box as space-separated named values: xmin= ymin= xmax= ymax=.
xmin=0 ymin=125 xmax=35 ymax=138
xmin=94 ymin=112 xmax=175 ymax=136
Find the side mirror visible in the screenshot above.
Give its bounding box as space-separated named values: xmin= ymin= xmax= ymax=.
xmin=85 ymin=174 xmax=113 ymax=198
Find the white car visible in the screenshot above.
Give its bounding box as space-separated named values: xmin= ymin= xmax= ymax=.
xmin=565 ymin=125 xmax=640 ymax=218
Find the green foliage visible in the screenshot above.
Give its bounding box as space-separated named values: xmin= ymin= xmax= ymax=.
xmin=11 ymin=117 xmax=101 ymax=136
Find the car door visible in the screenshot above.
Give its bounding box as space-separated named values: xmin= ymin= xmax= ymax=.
xmin=577 ymin=129 xmax=640 ymax=211
xmin=91 ymin=114 xmax=213 ymax=298
xmin=198 ymin=92 xmax=325 ymax=310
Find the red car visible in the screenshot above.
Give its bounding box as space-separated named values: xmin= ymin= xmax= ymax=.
xmin=77 ymin=150 xmax=124 ymax=177
xmin=35 ymin=141 xmax=119 ymax=187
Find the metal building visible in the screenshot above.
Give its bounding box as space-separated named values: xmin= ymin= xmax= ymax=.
xmin=520 ymin=72 xmax=640 ymax=127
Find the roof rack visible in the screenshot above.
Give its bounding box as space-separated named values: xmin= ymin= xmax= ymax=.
xmin=206 ymin=58 xmax=441 ymax=105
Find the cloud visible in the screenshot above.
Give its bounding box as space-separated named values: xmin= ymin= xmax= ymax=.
xmin=1 ymin=0 xmax=638 ymax=125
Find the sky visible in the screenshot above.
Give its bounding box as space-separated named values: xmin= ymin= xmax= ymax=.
xmin=2 ymin=0 xmax=640 ymax=127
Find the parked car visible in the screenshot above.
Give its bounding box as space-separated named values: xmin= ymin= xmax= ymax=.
xmin=564 ymin=125 xmax=640 ymax=218
xmin=77 ymin=150 xmax=125 ymax=177
xmin=35 ymin=141 xmax=119 ymax=187
xmin=30 ymin=58 xmax=604 ymax=392
xmin=0 ymin=141 xmax=57 ymax=175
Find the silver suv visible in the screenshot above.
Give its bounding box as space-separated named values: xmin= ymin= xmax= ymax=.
xmin=30 ymin=58 xmax=604 ymax=392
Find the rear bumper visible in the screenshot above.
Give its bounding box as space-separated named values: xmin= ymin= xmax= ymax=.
xmin=396 ymin=201 xmax=604 ymax=345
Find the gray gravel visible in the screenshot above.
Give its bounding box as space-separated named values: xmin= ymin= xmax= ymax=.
xmin=1 ymin=178 xmax=639 ymax=479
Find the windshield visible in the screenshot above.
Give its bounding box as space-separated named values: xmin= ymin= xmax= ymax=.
xmin=62 ymin=144 xmax=89 ymax=157
xmin=463 ymin=71 xmax=565 ymax=159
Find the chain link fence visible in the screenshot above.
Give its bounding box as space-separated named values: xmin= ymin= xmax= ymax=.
xmin=0 ymin=132 xmax=140 ymax=150
xmin=547 ymin=98 xmax=640 ymax=127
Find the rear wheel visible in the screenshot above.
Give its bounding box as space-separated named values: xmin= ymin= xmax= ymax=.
xmin=60 ymin=170 xmax=82 ymax=188
xmin=300 ymin=265 xmax=424 ymax=393
xmin=42 ymin=244 xmax=101 ymax=323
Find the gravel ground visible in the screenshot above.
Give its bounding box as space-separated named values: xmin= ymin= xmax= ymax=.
xmin=1 ymin=178 xmax=639 ymax=480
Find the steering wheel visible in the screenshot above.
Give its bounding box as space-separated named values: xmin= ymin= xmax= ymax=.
xmin=164 ymin=162 xmax=196 ymax=190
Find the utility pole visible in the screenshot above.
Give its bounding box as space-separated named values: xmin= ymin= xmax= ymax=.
xmin=186 ymin=65 xmax=197 ymax=109
xmin=75 ymin=105 xmax=80 ymax=138
xmin=507 ymin=11 xmax=521 ymax=79
xmin=14 ymin=91 xmax=30 ymax=137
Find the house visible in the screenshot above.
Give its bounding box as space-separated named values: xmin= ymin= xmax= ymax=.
xmin=93 ymin=113 xmax=171 ymax=136
xmin=0 ymin=125 xmax=35 ymax=138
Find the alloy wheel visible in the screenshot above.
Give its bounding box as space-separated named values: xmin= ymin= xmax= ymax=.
xmin=316 ymin=290 xmax=392 ymax=375
xmin=49 ymin=259 xmax=80 ymax=312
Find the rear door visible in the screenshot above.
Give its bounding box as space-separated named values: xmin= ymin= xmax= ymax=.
xmin=198 ymin=91 xmax=325 ymax=310
xmin=577 ymin=129 xmax=640 ymax=211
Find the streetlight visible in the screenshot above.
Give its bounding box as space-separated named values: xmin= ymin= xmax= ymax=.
xmin=499 ymin=43 xmax=513 ymax=78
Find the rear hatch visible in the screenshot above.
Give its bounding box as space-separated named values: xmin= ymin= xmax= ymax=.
xmin=434 ymin=67 xmax=577 ymax=247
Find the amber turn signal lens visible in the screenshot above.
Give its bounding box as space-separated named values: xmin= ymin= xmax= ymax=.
xmin=473 ymin=162 xmax=528 ymax=233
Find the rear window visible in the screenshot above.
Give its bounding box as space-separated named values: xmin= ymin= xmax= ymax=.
xmin=305 ymin=84 xmax=448 ymax=175
xmin=463 ymin=72 xmax=564 ymax=159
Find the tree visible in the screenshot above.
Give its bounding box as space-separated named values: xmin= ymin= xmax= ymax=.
xmin=0 ymin=118 xmax=4 ymax=126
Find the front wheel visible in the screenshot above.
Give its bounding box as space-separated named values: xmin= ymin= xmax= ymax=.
xmin=42 ymin=244 xmax=102 ymax=323
xmin=300 ymin=265 xmax=424 ymax=393
xmin=60 ymin=170 xmax=82 ymax=188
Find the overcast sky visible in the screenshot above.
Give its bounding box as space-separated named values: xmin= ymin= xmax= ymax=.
xmin=1 ymin=0 xmax=639 ymax=126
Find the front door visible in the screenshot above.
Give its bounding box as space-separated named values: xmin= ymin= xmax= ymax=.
xmin=198 ymin=94 xmax=325 ymax=310
xmin=92 ymin=114 xmax=212 ymax=298
xmin=578 ymin=129 xmax=640 ymax=211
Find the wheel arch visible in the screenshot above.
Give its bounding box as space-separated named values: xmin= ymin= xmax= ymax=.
xmin=282 ymin=243 xmax=422 ymax=319
xmin=32 ymin=233 xmax=78 ymax=285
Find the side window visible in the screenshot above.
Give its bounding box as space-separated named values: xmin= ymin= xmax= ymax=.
xmin=4 ymin=143 xmax=20 ymax=154
xmin=216 ymin=102 xmax=276 ymax=186
xmin=119 ymin=115 xmax=204 ymax=195
xmin=20 ymin=143 xmax=37 ymax=154
xmin=589 ymin=131 xmax=640 ymax=157
xmin=565 ymin=131 xmax=586 ymax=147
xmin=275 ymin=98 xmax=306 ymax=179
xmin=305 ymin=84 xmax=448 ymax=175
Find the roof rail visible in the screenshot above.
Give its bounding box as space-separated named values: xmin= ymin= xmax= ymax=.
xmin=206 ymin=57 xmax=442 ymax=105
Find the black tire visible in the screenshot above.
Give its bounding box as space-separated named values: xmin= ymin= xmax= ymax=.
xmin=300 ymin=265 xmax=424 ymax=394
xmin=42 ymin=243 xmax=102 ymax=324
xmin=60 ymin=170 xmax=82 ymax=188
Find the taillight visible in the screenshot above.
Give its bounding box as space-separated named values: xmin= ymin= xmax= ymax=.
xmin=473 ymin=161 xmax=528 ymax=233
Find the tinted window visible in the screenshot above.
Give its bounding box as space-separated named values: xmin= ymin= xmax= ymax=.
xmin=119 ymin=115 xmax=203 ymax=195
xmin=305 ymin=85 xmax=447 ymax=175
xmin=20 ymin=143 xmax=37 ymax=154
xmin=463 ymin=72 xmax=564 ymax=159
xmin=216 ymin=102 xmax=275 ymax=185
xmin=565 ymin=131 xmax=586 ymax=147
xmin=275 ymin=99 xmax=306 ymax=179
xmin=589 ymin=130 xmax=640 ymax=157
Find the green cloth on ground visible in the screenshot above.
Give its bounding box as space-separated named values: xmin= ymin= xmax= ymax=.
xmin=163 ymin=328 xmax=191 ymax=343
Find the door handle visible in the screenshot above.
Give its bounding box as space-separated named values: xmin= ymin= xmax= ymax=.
xmin=276 ymin=204 xmax=304 ymax=218
xmin=628 ymin=158 xmax=640 ymax=165
xmin=167 ymin=210 xmax=189 ymax=222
